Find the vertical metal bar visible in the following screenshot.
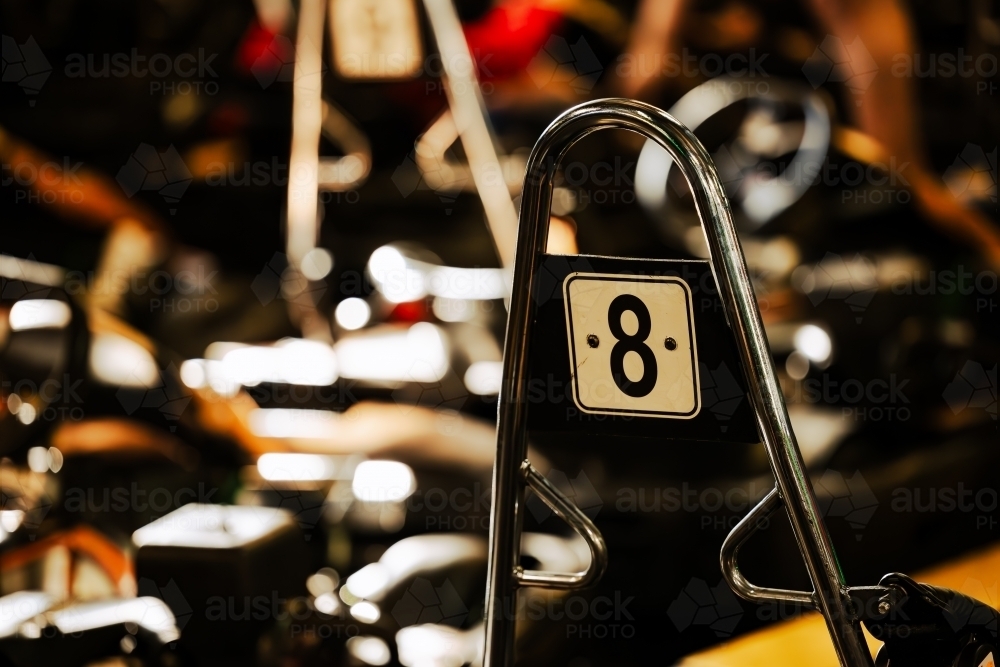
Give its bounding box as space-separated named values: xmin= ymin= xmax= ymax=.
xmin=287 ymin=0 xmax=325 ymax=268
xmin=484 ymin=98 xmax=873 ymax=667
xmin=285 ymin=0 xmax=333 ymax=342
xmin=421 ymin=0 xmax=520 ymax=269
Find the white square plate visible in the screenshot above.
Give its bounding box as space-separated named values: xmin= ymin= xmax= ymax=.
xmin=563 ymin=273 xmax=700 ymax=418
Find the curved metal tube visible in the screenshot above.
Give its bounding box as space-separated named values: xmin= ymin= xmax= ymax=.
xmin=516 ymin=461 xmax=608 ymax=590
xmin=484 ymin=98 xmax=873 ymax=667
xmin=721 ymin=487 xmax=816 ymax=607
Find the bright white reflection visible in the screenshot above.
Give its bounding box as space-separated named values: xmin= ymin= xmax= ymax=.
xmin=27 ymin=447 xmax=48 ymax=473
xmin=367 ymin=245 xmax=507 ymax=304
xmin=22 ymin=448 xmax=63 ymax=473
xmin=89 ymin=332 xmax=159 ymax=387
xmin=183 ymin=339 xmax=338 ymax=393
xmin=301 ymin=247 xmax=334 ymax=281
xmin=425 ymin=266 xmax=505 ymax=300
xmin=50 ymin=597 xmax=179 ymax=644
xmin=352 ymin=461 xmax=415 ymax=503
xmin=346 ymin=636 xmax=391 ymax=665
xmin=785 ymin=351 xmax=810 ymax=381
xmin=248 ymin=408 xmax=339 ymax=439
xmin=794 ymin=324 xmax=833 ymax=364
xmin=432 ymin=297 xmax=475 ymax=323
xmin=179 ymin=359 xmax=207 ymax=388
xmin=368 ymin=246 xmax=426 ymax=303
xmin=258 ymin=453 xmax=337 ymax=481
xmin=342 ymin=535 xmax=485 ymax=603
xmin=368 ymin=245 xmax=407 ymax=276
xmin=635 ymin=138 xmax=672 ymax=209
xmin=16 ymin=403 xmax=36 ymax=425
xmin=350 ymin=601 xmax=381 ymax=624
xmin=9 ymin=299 xmax=71 ymax=331
xmin=396 ymin=624 xmax=480 ymax=667
xmin=335 ymin=323 xmax=448 ymax=383
xmin=179 ymin=359 xmax=238 ymax=396
xmin=308 ymin=568 xmax=340 ymax=597
xmin=132 ymin=504 xmax=290 ymax=549
xmin=48 ymin=448 xmax=63 ymax=473
xmin=0 ymin=510 xmax=25 ymax=537
xmin=216 ymin=339 xmax=337 ymax=387
xmin=0 ymin=255 xmax=65 ymax=287
xmin=464 ymin=360 xmax=503 ymax=396
xmin=0 ymin=591 xmax=55 ymax=639
xmin=314 ymin=592 xmax=341 ymax=616
xmin=335 ymin=298 xmax=371 ymax=330
xmin=345 ymin=563 xmax=390 ymax=599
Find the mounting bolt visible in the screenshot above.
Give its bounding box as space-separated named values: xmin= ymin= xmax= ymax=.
xmin=664 ymin=337 xmax=677 ymax=351
xmin=877 ymin=600 xmax=891 ymax=615
xmin=587 ymin=334 xmax=600 ymax=348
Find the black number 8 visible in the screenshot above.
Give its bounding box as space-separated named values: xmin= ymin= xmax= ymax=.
xmin=607 ymin=294 xmax=657 ymax=397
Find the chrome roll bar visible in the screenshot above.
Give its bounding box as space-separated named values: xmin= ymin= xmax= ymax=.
xmin=483 ymin=98 xmax=874 ymax=667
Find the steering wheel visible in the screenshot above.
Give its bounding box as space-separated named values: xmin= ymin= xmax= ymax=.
xmin=634 ymin=76 xmax=831 ymax=247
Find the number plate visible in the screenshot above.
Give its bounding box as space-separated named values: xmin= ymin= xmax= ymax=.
xmin=564 ymin=273 xmax=700 ymax=418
